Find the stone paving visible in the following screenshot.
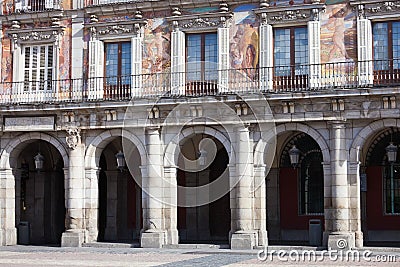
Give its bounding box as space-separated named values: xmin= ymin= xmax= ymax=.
xmin=0 ymin=246 xmax=399 ymax=266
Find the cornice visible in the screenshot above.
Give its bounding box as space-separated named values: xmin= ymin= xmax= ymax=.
xmin=350 ymin=0 xmax=400 ymax=19
xmin=255 ymin=3 xmax=326 ymax=25
xmin=7 ymin=26 xmax=65 ymax=46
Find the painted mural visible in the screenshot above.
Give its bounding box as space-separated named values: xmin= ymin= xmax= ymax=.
xmin=143 ymin=18 xmax=171 ymax=74
xmin=321 ymin=2 xmax=356 ymax=64
xmin=230 ymin=5 xmax=259 ymax=80
xmin=59 ymin=20 xmax=72 ymax=81
xmin=1 ymin=37 xmax=12 ymax=83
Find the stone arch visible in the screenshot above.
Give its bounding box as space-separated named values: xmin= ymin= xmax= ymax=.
xmin=85 ymin=129 xmax=147 ymax=169
xmin=349 ymin=119 xmax=400 ymax=163
xmin=254 ymin=123 xmax=330 ymax=166
xmin=164 ymin=126 xmax=232 ymax=167
xmin=0 ymin=132 xmax=69 ymax=170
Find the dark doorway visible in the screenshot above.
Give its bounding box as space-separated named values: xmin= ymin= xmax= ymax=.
xmin=97 ymin=139 xmax=142 ymax=242
xmin=177 ymin=135 xmax=230 ymax=244
xmin=16 ymin=140 xmax=65 ymax=245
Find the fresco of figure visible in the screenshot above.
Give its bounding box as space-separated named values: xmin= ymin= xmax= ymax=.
xmin=327 ymin=4 xmax=352 ymax=61
xmin=143 ymin=18 xmax=171 ymax=74
xmin=230 ymin=12 xmax=259 ymax=80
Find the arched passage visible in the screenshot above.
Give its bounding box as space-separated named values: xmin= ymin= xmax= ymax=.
xmin=1 ymin=135 xmax=68 ymax=245
xmin=362 ymin=127 xmax=400 ymax=244
xmin=85 ymin=130 xmax=145 ymax=243
xmin=177 ymin=133 xmax=231 ymax=244
xmin=164 ymin=126 xmax=232 ymax=244
xmin=263 ymin=128 xmax=325 ymax=245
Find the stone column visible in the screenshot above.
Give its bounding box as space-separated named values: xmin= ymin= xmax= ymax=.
xmin=0 ymin=168 xmax=17 ymax=246
xmin=253 ymin=164 xmax=268 ymax=246
xmin=327 ymin=122 xmax=355 ymax=249
xmin=230 ymin=126 xmax=257 ymax=249
xmin=84 ymin=167 xmax=100 ymax=243
xmin=349 ymin=161 xmax=363 ymax=247
xmin=163 ymin=165 xmax=178 ymax=244
xmin=104 ymin=170 xmax=118 ymax=241
xmin=61 ymin=128 xmax=86 ymax=247
xmin=140 ymin=127 xmax=166 ymax=248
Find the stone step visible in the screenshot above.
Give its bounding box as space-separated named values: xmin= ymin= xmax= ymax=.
xmin=163 ymin=243 xmax=230 ymax=249
xmin=82 ymin=242 xmax=140 ymax=248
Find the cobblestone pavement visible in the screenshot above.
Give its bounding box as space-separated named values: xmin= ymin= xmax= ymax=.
xmin=0 ymin=246 xmax=399 ymax=267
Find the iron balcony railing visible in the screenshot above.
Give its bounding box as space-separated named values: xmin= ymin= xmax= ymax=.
xmin=14 ymin=0 xmax=60 ymax=13
xmin=86 ymin=0 xmax=141 ymax=6
xmin=1 ymin=59 xmax=400 ymax=105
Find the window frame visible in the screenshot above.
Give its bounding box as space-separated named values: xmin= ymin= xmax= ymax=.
xmin=273 ymin=25 xmax=309 ymax=89
xmin=22 ymin=43 xmax=54 ymax=92
xmin=383 ymin=163 xmax=400 ymax=215
xmin=372 ymin=20 xmax=400 ymax=84
xmin=103 ymin=40 xmax=132 ymax=99
xmin=298 ymin=150 xmax=324 ymax=216
xmin=185 ymin=32 xmax=218 ymax=82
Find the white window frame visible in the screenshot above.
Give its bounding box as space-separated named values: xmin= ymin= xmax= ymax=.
xmin=22 ymin=44 xmax=55 ymax=92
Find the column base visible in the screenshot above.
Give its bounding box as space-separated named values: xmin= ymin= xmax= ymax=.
xmin=140 ymin=230 xmax=166 ymax=248
xmin=258 ymin=230 xmax=268 ymax=247
xmin=167 ymin=229 xmax=179 ymax=245
xmin=61 ymin=229 xmax=86 ymax=247
xmin=0 ymin=228 xmax=17 ymax=246
xmin=355 ymin=231 xmax=363 ymax=248
xmin=327 ymin=232 xmax=355 ymax=250
xmin=230 ymin=231 xmax=258 ymax=250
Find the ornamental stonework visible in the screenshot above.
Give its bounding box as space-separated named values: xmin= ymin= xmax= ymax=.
xmin=66 ymin=127 xmax=81 ymax=150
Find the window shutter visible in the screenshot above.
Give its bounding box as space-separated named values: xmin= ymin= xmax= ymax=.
xmin=259 ymin=23 xmax=273 ymax=91
xmin=308 ymin=21 xmax=321 ymax=89
xmin=218 ymin=27 xmax=229 ymax=93
xmin=131 ymin=35 xmax=142 ymax=97
xmin=357 ymin=18 xmax=373 ymax=86
xmin=88 ymin=40 xmax=104 ymax=100
xmin=45 ymin=0 xmax=54 ymax=9
xmin=171 ymin=29 xmax=185 ymax=96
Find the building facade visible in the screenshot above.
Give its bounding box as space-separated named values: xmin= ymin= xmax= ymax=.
xmin=0 ymin=0 xmax=399 ymax=249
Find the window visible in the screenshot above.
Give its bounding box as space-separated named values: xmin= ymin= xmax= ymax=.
xmin=299 ymin=151 xmax=324 ymax=215
xmin=104 ymin=42 xmax=131 ymax=98
xmin=273 ymin=27 xmax=308 ymax=89
xmin=383 ymin=164 xmax=400 ymax=214
xmin=23 ymin=44 xmax=53 ymax=91
xmin=373 ymin=21 xmax=400 ymax=83
xmin=186 ymin=33 xmax=218 ymax=94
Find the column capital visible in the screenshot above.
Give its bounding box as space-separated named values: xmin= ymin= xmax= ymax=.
xmin=145 ymin=126 xmax=161 ymax=135
xmin=328 ymin=121 xmax=348 ymax=129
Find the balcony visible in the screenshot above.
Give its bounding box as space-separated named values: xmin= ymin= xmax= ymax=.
xmin=13 ymin=0 xmax=60 ymax=13
xmin=1 ymin=59 xmax=400 ymax=105
xmin=86 ymin=0 xmax=142 ymax=6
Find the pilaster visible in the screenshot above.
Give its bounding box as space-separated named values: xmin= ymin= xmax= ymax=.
xmin=84 ymin=167 xmax=100 ymax=243
xmin=0 ymin=168 xmax=17 ymax=246
xmin=163 ymin=165 xmax=178 ymax=245
xmin=349 ymin=161 xmax=363 ymax=247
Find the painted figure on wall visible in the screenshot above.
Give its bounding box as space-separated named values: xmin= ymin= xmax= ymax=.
xmin=327 ymin=4 xmax=351 ymax=61
xmin=321 ymin=3 xmax=356 ymax=63
xmin=143 ymin=18 xmax=171 ymax=74
xmin=1 ymin=38 xmax=12 ymax=84
xmin=230 ymin=8 xmax=259 ymax=80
